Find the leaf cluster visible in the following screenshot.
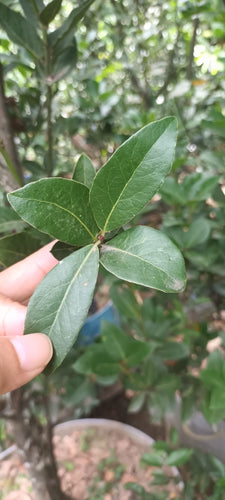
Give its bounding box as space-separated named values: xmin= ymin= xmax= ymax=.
xmin=7 ymin=117 xmax=186 ymax=373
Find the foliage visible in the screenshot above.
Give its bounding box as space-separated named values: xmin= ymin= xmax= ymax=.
xmin=0 ymin=0 xmax=225 ymax=499
xmin=125 ymin=439 xmax=225 ymax=500
xmin=7 ymin=116 xmax=186 ymax=373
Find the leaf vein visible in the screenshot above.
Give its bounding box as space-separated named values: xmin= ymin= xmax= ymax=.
xmin=16 ymin=196 xmax=96 ymax=240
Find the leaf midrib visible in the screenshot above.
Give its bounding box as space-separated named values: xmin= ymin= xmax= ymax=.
xmin=101 ymin=244 xmax=174 ymax=281
xmin=103 ymin=125 xmax=169 ymax=232
xmin=49 ymin=244 xmax=98 ymax=339
xmin=13 ymin=195 xmax=97 ymax=241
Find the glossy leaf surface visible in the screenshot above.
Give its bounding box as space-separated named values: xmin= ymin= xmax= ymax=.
xmin=8 ymin=178 xmax=99 ymax=245
xmin=0 ymin=3 xmax=44 ymax=59
xmin=24 ymin=245 xmax=99 ymax=374
xmin=90 ymin=117 xmax=177 ymax=232
xmin=100 ymin=226 xmax=186 ymax=293
xmin=72 ymin=153 xmax=96 ymax=189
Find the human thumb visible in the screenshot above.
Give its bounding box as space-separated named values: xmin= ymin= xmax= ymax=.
xmin=0 ymin=334 xmax=53 ymax=395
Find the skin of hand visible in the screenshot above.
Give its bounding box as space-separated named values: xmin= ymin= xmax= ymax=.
xmin=0 ymin=242 xmax=58 ymax=395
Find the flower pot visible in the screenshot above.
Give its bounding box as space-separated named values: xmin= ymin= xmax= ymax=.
xmin=166 ymin=396 xmax=225 ymax=463
xmin=53 ymin=418 xmax=183 ymax=498
xmin=0 ymin=418 xmax=183 ymax=499
xmin=77 ymin=300 xmax=120 ymax=346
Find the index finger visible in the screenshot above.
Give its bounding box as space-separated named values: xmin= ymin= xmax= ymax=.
xmin=0 ymin=241 xmax=58 ymax=303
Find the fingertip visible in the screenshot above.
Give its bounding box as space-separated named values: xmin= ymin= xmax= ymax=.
xmin=10 ymin=333 xmax=53 ymax=371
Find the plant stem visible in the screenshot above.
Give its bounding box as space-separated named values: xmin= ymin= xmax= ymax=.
xmin=47 ymin=84 xmax=54 ymax=177
xmin=186 ymin=17 xmax=199 ymax=80
xmin=42 ymin=23 xmax=54 ymax=177
xmin=0 ymin=144 xmax=22 ymax=187
xmin=10 ymin=388 xmax=71 ymax=500
xmin=30 ymin=0 xmax=40 ymax=15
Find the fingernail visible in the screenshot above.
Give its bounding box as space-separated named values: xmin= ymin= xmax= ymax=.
xmin=10 ymin=334 xmax=53 ymax=371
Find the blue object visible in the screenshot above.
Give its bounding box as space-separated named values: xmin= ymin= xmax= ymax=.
xmin=77 ymin=301 xmax=120 ymax=346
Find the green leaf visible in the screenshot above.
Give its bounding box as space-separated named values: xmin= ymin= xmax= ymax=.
xmin=124 ymin=483 xmax=146 ymax=495
xmin=202 ymin=394 xmax=225 ymax=424
xmin=100 ymin=226 xmax=186 ymax=293
xmin=151 ymin=470 xmax=170 ymax=486
xmin=110 ymin=283 xmax=140 ymax=320
xmin=128 ymin=393 xmax=145 ymax=413
xmin=184 ymin=218 xmax=211 ymax=249
xmin=90 ymin=117 xmax=177 ymax=232
xmin=210 ymin=388 xmax=225 ymax=411
xmin=160 ymin=177 xmax=185 ymax=205
xmin=49 ymin=0 xmax=96 ymax=48
xmin=50 ymin=241 xmax=78 ymax=261
xmin=19 ymin=0 xmax=40 ymax=26
xmin=51 ymin=36 xmax=77 ymax=82
xmin=39 ymin=0 xmax=62 ymax=26
xmin=0 ymin=3 xmax=44 ymax=59
xmin=125 ymin=340 xmax=151 ymax=367
xmin=166 ymin=448 xmax=193 ymax=466
xmin=24 ymin=244 xmax=99 ymax=374
xmin=170 ymin=427 xmax=179 ymax=445
xmin=101 ymin=321 xmax=128 ymax=361
xmin=63 ymin=378 xmax=94 ymax=406
xmin=164 ymin=226 xmax=186 ymax=250
xmin=200 ymin=351 xmax=225 ymax=388
xmin=73 ymin=346 xmax=98 ymax=375
xmin=141 ymin=452 xmax=164 ymax=467
xmin=8 ymin=178 xmax=99 ymax=246
xmin=0 ymin=207 xmax=25 ymax=234
xmin=73 ymin=344 xmax=121 ymax=377
xmin=183 ymin=173 xmax=219 ymax=202
xmin=185 ymin=242 xmax=219 ymax=270
xmin=156 ymin=342 xmax=190 ymax=361
xmin=72 ymin=154 xmax=96 ymax=189
xmin=161 ymin=173 xmax=219 ymax=205
xmin=91 ymin=354 xmax=121 ymax=377
xmin=0 ymin=231 xmax=42 ymax=268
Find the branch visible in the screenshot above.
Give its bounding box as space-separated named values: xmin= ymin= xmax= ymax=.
xmin=186 ymin=17 xmax=199 ymax=80
xmin=127 ymin=68 xmax=153 ymax=109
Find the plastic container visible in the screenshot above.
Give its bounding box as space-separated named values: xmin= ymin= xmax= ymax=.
xmin=77 ymin=300 xmax=120 ymax=346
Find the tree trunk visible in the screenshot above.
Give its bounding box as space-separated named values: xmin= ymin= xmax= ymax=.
xmin=0 ymin=63 xmax=23 ymax=192
xmin=10 ymin=389 xmax=71 ymax=500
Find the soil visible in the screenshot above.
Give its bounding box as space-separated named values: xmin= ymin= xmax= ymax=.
xmin=91 ymin=391 xmax=166 ymax=442
xmin=0 ymin=424 xmax=182 ymax=500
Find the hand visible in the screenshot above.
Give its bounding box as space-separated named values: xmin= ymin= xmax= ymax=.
xmin=0 ymin=242 xmax=58 ymax=395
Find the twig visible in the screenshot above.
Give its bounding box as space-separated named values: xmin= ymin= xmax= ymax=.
xmin=186 ymin=17 xmax=199 ymax=80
